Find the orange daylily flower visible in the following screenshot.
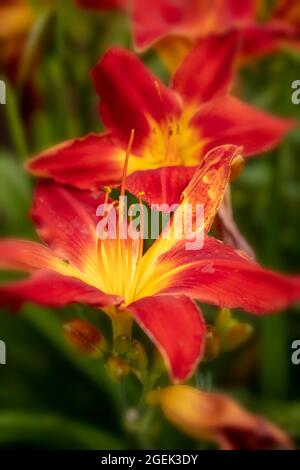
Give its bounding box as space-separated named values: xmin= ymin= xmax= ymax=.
xmin=1 ymin=144 xmax=300 ymax=382
xmin=148 ymin=385 xmax=293 ymax=450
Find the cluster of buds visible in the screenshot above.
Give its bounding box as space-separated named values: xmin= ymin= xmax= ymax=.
xmin=63 ymin=318 xmax=150 ymax=383
xmin=107 ymin=337 xmax=148 ymax=382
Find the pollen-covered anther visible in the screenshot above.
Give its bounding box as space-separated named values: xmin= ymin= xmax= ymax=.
xmin=102 ymin=185 xmax=112 ymax=205
xmin=103 ymin=185 xmax=112 ymax=194
xmin=137 ymin=191 xmax=145 ymax=200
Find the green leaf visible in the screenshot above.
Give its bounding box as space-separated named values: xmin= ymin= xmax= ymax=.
xmin=0 ymin=411 xmax=124 ymax=449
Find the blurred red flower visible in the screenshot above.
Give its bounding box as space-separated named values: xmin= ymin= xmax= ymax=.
xmin=26 ymin=35 xmax=293 ymax=190
xmin=242 ymin=0 xmax=300 ymax=59
xmin=132 ymin=0 xmax=254 ymax=54
xmin=130 ymin=0 xmax=299 ymax=68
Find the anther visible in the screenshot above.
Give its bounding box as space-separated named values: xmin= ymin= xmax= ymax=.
xmin=103 ymin=186 xmax=112 ymax=194
xmin=103 ymin=186 xmax=112 ymax=205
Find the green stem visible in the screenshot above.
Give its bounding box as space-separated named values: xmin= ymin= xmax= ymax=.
xmin=138 ymin=376 xmax=156 ymax=411
xmin=106 ymin=307 xmax=133 ymax=346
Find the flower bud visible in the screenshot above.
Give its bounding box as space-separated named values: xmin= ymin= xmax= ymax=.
xmin=203 ymin=325 xmax=221 ymax=362
xmin=222 ymin=323 xmax=254 ymax=352
xmin=127 ymin=340 xmax=148 ymax=371
xmin=106 ymin=356 xmax=130 ymax=381
xmin=215 ymin=309 xmax=253 ymax=352
xmin=127 ymin=340 xmax=148 ymax=382
xmin=215 ymin=308 xmax=233 ymax=334
xmin=63 ymin=318 xmax=107 ymax=358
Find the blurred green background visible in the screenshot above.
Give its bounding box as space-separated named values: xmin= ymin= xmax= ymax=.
xmin=0 ymin=0 xmax=299 ymax=449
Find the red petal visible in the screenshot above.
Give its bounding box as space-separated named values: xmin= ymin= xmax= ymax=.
xmin=172 ymin=31 xmax=239 ymax=104
xmin=26 ymin=134 xmax=123 ymax=190
xmin=126 ymin=166 xmax=196 ymax=208
xmin=0 ymin=270 xmax=120 ymax=311
xmin=0 ymin=239 xmax=63 ymax=272
xmin=225 ymin=0 xmax=255 ymax=24
xmin=132 ymin=0 xmax=255 ymax=51
xmin=192 ymin=95 xmax=294 ymax=157
xmin=158 ymin=236 xmax=300 ymax=314
xmin=91 ymin=48 xmax=181 ymax=150
xmin=132 ymin=0 xmax=188 ymax=51
xmin=32 ymin=182 xmax=102 ymax=273
xmin=129 ymin=295 xmax=206 ymax=382
xmin=241 ymin=23 xmax=297 ymax=59
xmin=126 ymin=145 xmax=242 ymax=233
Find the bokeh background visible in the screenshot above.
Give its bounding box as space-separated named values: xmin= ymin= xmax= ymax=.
xmin=0 ymin=0 xmax=299 ymax=449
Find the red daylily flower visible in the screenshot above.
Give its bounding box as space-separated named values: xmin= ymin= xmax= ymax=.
xmin=148 ymin=385 xmax=293 ymax=450
xmin=131 ymin=0 xmax=299 ymax=69
xmin=75 ymin=0 xmax=126 ymax=10
xmin=26 ymin=36 xmax=293 ymax=191
xmin=242 ymin=0 xmax=300 ymax=59
xmin=132 ymin=0 xmax=255 ymax=53
xmin=273 ymin=0 xmax=300 ymax=30
xmin=2 ymin=145 xmax=300 ymax=382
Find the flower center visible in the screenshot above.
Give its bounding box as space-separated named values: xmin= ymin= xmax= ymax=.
xmin=96 ymin=130 xmax=159 ymax=306
xmin=142 ymin=106 xmax=204 ymax=168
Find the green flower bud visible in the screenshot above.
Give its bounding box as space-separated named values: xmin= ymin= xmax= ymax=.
xmin=106 ymin=356 xmax=130 ymax=381
xmin=203 ymin=325 xmax=221 ymax=362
